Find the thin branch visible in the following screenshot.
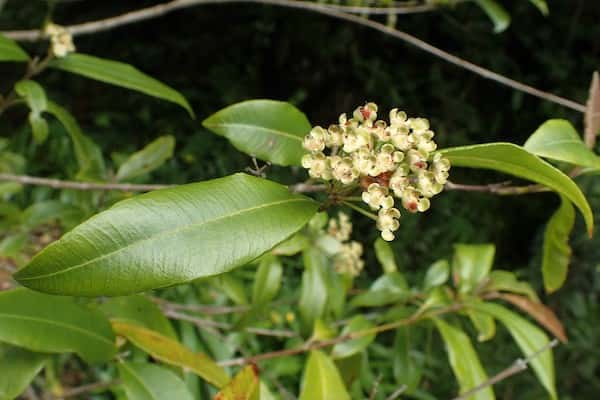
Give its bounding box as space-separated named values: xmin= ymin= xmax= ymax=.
xmin=1 ymin=0 xmax=585 ymax=112
xmin=386 ymin=385 xmax=408 ymax=400
xmin=151 ymin=296 xmax=251 ymax=314
xmin=0 ymin=173 xmax=172 ymax=192
xmin=452 ymin=339 xmax=559 ymax=400
xmin=59 ymin=380 xmax=120 ymax=398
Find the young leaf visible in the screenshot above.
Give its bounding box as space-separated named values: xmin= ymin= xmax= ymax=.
xmin=470 ymin=302 xmax=556 ymax=399
xmin=116 ymin=135 xmax=175 ymax=181
xmin=202 ymin=100 xmax=310 ymax=166
xmin=0 ymin=33 xmax=29 ymax=62
xmin=46 ymin=101 xmax=106 ymax=181
xmin=118 ymin=362 xmax=194 ymax=400
xmin=542 ymin=195 xmax=575 ymax=293
xmin=0 ymin=343 xmax=47 ymax=400
xmin=331 ymin=315 xmax=375 ymax=359
xmin=474 ymin=0 xmax=511 ymax=33
xmin=440 ymin=142 xmax=594 ymax=234
xmin=214 ymin=365 xmax=260 ymax=400
xmin=393 ymin=327 xmax=423 ymax=394
xmin=423 ymin=259 xmax=449 ymax=290
xmin=0 ymin=288 xmax=116 ymax=363
xmin=452 ymin=244 xmax=495 ymax=294
xmin=299 ymin=248 xmax=328 ymax=334
xmin=15 ymin=80 xmax=48 ymax=143
xmin=484 ymin=270 xmax=539 ymax=301
xmin=99 ymin=295 xmax=177 ymax=339
xmin=466 ymin=299 xmax=496 ymax=342
xmin=299 ymin=351 xmax=351 ymax=400
xmin=523 ymin=119 xmax=600 ymax=169
xmin=252 ymin=255 xmax=283 ymax=305
xmin=15 ymin=173 xmax=318 ymax=296
xmin=112 ymin=321 xmax=228 ymax=388
xmin=498 ymin=293 xmax=567 ymax=343
xmin=49 ymin=54 xmax=193 ymax=117
xmin=432 ymin=318 xmax=494 ymax=400
xmin=374 ymin=237 xmax=398 ymax=274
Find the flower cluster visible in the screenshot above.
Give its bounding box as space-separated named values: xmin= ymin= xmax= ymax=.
xmin=327 ymin=212 xmax=364 ymax=277
xmin=302 ymin=103 xmax=450 ymax=241
xmin=45 ymin=24 xmax=76 ymax=58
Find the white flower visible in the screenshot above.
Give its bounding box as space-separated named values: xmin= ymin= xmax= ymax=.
xmin=307 ymin=152 xmax=332 ymax=180
xmin=45 ymin=23 xmax=75 ymax=58
xmin=326 ymin=124 xmax=344 ymax=147
xmin=328 ymin=212 xmax=352 ymax=242
xmin=377 ymin=207 xmax=401 ymax=241
xmin=331 ymin=157 xmax=358 ymax=184
xmin=353 ymin=148 xmax=377 ymax=175
xmin=432 ymin=153 xmax=451 ymax=184
xmin=406 ymin=149 xmax=428 ymax=172
xmin=303 ymin=126 xmax=327 ymax=152
xmin=362 ymin=183 xmax=394 ymax=210
xmin=342 ymin=127 xmax=372 ymax=153
xmin=334 ymin=241 xmax=364 ymax=276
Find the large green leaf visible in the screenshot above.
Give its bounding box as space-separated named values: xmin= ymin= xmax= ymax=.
xmin=331 ymin=315 xmax=375 ymax=359
xmin=0 ymin=343 xmax=47 ymax=400
xmin=0 ymin=33 xmax=28 ymax=62
xmin=542 ymin=195 xmax=575 ymax=293
xmin=49 ymin=54 xmax=193 ymax=117
xmin=299 ymin=350 xmax=351 ymax=400
xmin=15 ymin=80 xmax=48 ymax=143
xmin=118 ymin=362 xmax=194 ymax=400
xmin=202 ymin=100 xmax=310 ymax=166
xmin=452 ymin=244 xmax=495 ymax=294
xmin=15 ymin=173 xmax=318 ymax=296
xmin=46 ymin=101 xmax=106 ymax=181
xmin=99 ymin=295 xmax=176 ymax=339
xmin=433 ymin=318 xmax=494 ymax=400
xmin=0 ymin=288 xmax=116 ymax=363
xmin=214 ymin=365 xmax=259 ymax=400
xmin=474 ymin=0 xmax=510 ymax=33
xmin=440 ymin=142 xmax=593 ymax=234
xmin=116 ymin=135 xmax=175 ymax=181
xmin=470 ymin=302 xmax=556 ymax=399
xmin=524 ymin=119 xmax=600 ymax=169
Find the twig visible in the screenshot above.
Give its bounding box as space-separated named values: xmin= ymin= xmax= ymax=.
xmin=0 ymin=173 xmax=172 ymax=192
xmin=368 ymin=374 xmax=383 ymax=400
xmin=151 ymin=296 xmax=251 ymax=314
xmin=452 ymin=339 xmax=559 ymax=400
xmin=1 ymin=0 xmax=585 ymax=113
xmin=59 ymin=380 xmax=120 ymax=398
xmin=584 ymin=71 xmax=600 ymax=149
xmin=386 ymin=385 xmax=408 ymax=400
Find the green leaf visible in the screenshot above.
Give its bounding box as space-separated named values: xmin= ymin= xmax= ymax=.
xmin=271 ymin=232 xmax=309 ymax=256
xmin=466 ymin=299 xmax=496 ymax=342
xmin=15 ymin=80 xmax=48 ymax=143
xmin=433 ymin=318 xmax=494 ymax=400
xmin=119 ymin=362 xmax=194 ymax=400
xmin=350 ymin=272 xmax=409 ymax=308
xmin=452 ymin=244 xmax=495 ymax=294
xmin=0 ymin=343 xmax=47 ymax=400
xmin=423 ymin=259 xmax=449 ymax=290
xmin=46 ymin=101 xmax=106 ymax=181
xmin=112 ymin=320 xmax=229 ymax=388
xmin=214 ymin=273 xmax=249 ymax=305
xmin=202 ymin=100 xmax=311 ymax=166
xmin=252 ymin=255 xmax=283 ymax=305
xmin=374 ymin=237 xmax=398 ymax=274
xmin=116 ymin=135 xmax=175 ymax=181
xmin=0 ymin=33 xmax=29 ymax=62
xmin=524 ymin=119 xmax=600 ymax=169
xmin=0 ymin=288 xmax=116 ymax=363
xmin=331 ymin=315 xmax=375 ymax=359
xmin=393 ymin=327 xmax=422 ymax=394
xmin=99 ymin=295 xmax=177 ymax=339
xmin=470 ymin=302 xmax=556 ymax=399
xmin=214 ymin=365 xmax=259 ymax=400
xmin=542 ymin=195 xmax=575 ymax=293
xmin=299 ymin=248 xmax=328 ymax=334
xmin=22 ymin=200 xmax=85 ymax=230
xmin=485 ymin=270 xmax=539 ymax=302
xmin=15 ymin=173 xmax=318 ymax=296
xmin=528 ymin=0 xmax=548 ymax=15
xmin=49 ymin=54 xmax=193 ymax=117
xmin=440 ymin=142 xmax=594 ymax=234
xmin=299 ymin=350 xmax=351 ymax=400
xmin=474 ymin=0 xmax=511 ymax=33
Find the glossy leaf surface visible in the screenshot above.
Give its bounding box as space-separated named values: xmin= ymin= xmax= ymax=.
xmin=119 ymin=362 xmax=194 ymax=400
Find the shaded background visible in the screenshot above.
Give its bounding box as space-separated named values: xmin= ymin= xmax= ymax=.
xmin=1 ymin=0 xmax=599 ymax=398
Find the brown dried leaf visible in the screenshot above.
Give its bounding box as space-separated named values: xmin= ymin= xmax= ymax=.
xmin=584 ymin=71 xmax=600 ymax=148
xmin=499 ymin=293 xmax=567 ymax=343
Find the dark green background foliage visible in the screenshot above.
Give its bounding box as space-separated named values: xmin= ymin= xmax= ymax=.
xmin=1 ymin=0 xmax=599 ymax=398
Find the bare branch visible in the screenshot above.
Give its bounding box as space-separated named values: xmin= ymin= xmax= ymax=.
xmin=1 ymin=0 xmax=585 ymax=113
xmin=0 ymin=173 xmax=172 ymax=192
xmin=386 ymin=385 xmax=408 ymax=400
xmin=60 ymin=380 xmax=120 ymax=398
xmin=151 ymin=296 xmax=251 ymax=314
xmin=452 ymin=339 xmax=559 ymax=400
xmin=584 ymin=71 xmax=600 ymax=149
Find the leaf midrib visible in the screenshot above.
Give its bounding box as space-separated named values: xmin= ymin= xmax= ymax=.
xmin=0 ymin=313 xmax=114 ymax=348
xmin=19 ymin=197 xmax=311 ymax=281
xmin=204 ymin=122 xmax=304 ymax=142
xmin=121 ymin=363 xmax=158 ymax=400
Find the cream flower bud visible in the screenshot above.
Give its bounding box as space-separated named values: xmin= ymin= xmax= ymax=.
xmin=417 ymin=198 xmax=431 ymax=212
xmin=301 ymin=153 xmax=314 ymax=169
xmin=377 ymin=207 xmax=401 ymax=241
xmin=389 ymin=109 xmax=407 ymax=126
xmin=327 ymin=124 xmax=344 ymax=147
xmin=408 ymin=117 xmax=429 ymax=133
xmin=328 ymin=212 xmax=352 ymax=242
xmin=343 ymin=127 xmax=371 ymax=154
xmin=303 ymin=126 xmax=327 ymax=152
xmin=381 ymin=229 xmax=395 ymax=241
xmin=432 ymin=154 xmax=451 ymax=184
xmin=407 ymin=149 xmax=428 ymax=171
xmin=308 ymin=152 xmax=332 ymax=180
xmin=400 ymin=188 xmax=420 ymax=213
xmin=45 ymin=24 xmax=75 ymax=58
xmin=362 ymin=183 xmax=394 ymax=210
xmin=353 ymin=148 xmax=377 ymax=175
xmin=390 ymin=125 xmax=412 ymax=151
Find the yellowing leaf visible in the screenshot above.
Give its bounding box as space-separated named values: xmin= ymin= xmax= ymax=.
xmin=214 ymin=365 xmax=260 ymax=400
